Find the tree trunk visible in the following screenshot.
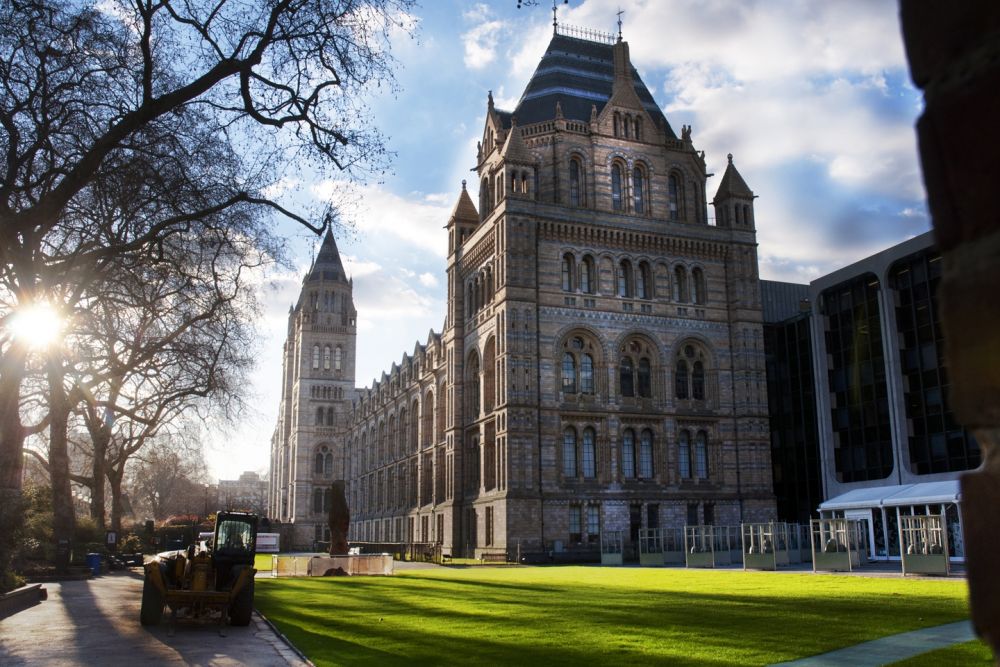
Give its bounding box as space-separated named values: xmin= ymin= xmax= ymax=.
xmin=47 ymin=359 xmax=75 ymax=572
xmin=90 ymin=424 xmax=109 ymax=530
xmin=108 ymin=467 xmax=125 ymax=533
xmin=0 ymin=346 xmax=28 ymax=589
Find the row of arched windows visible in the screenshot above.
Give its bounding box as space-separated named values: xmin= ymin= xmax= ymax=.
xmin=562 ymin=426 xmax=711 ymax=481
xmin=560 ymin=334 xmax=712 ymax=404
xmin=560 ymin=253 xmax=707 ymax=304
xmin=612 ymin=111 xmax=642 ymax=141
xmin=678 ymin=430 xmax=709 ymax=480
xmin=312 ymin=486 xmax=333 ymax=513
xmin=610 ymin=161 xmax=648 ymax=214
xmin=466 ymin=265 xmax=494 ymax=318
xmin=567 ymin=155 xmax=693 ymax=219
xmin=312 ymin=344 xmax=343 ymax=371
xmin=310 ymin=385 xmax=343 ymax=399
xmin=314 ymin=445 xmax=333 ymax=477
xmin=315 ymin=406 xmax=335 ymax=426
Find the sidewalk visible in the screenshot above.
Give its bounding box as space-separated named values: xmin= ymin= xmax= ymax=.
xmin=771 ymin=620 xmax=976 ymax=666
xmin=0 ymin=572 xmax=308 ymax=666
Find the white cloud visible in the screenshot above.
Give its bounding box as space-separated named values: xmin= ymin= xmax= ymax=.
xmin=418 ymin=272 xmax=439 ymax=287
xmin=342 ymin=255 xmax=382 ymax=278
xmin=461 ymin=4 xmax=508 ymax=70
xmin=313 ymin=182 xmax=451 ymax=257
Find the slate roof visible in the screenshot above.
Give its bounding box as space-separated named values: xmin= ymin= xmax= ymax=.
xmin=715 ymin=154 xmax=754 ymax=199
xmin=507 ymin=34 xmax=675 ymax=138
xmin=307 ymin=228 xmax=348 ymax=283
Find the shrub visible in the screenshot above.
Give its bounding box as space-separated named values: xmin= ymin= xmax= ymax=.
xmin=119 ymin=533 xmax=143 ymax=553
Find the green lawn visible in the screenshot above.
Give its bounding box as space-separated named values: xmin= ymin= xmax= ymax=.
xmin=891 ymin=640 xmax=994 ymax=666
xmin=254 ymin=566 xmax=973 ymax=666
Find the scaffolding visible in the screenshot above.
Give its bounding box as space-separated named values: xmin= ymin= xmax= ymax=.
xmin=741 ymin=522 xmax=790 ymax=570
xmin=662 ymin=527 xmax=685 ymax=565
xmin=900 ymin=514 xmax=950 ymax=576
xmin=601 ymin=530 xmax=624 ymax=566
xmin=810 ymin=518 xmax=867 ymax=572
xmin=638 ymin=529 xmax=663 ymax=566
xmin=684 ymin=525 xmax=716 ymax=568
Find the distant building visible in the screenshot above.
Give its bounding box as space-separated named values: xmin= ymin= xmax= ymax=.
xmin=762 ymin=231 xmax=979 ymax=561
xmin=267 ymin=232 xmax=359 ymax=548
xmin=218 ymin=471 xmax=268 ymax=517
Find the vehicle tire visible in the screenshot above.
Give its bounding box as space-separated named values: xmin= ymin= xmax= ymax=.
xmin=140 ymin=574 xmax=164 ymax=626
xmin=229 ymin=577 xmax=254 ymax=627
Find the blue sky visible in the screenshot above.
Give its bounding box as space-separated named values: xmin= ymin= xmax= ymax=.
xmin=205 ymin=0 xmax=928 ymax=481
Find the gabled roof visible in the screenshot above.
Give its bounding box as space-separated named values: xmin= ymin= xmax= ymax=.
xmin=508 ymin=34 xmax=674 ymax=138
xmin=715 ymin=153 xmax=753 ymax=200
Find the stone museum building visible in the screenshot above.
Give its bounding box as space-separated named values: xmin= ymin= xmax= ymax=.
xmin=269 ymin=26 xmax=777 ymax=554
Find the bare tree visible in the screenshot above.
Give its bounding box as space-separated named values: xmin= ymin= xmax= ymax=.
xmin=0 ymin=0 xmax=413 ymax=583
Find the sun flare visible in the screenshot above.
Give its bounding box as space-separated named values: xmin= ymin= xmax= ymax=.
xmin=8 ymin=303 xmax=64 ymax=350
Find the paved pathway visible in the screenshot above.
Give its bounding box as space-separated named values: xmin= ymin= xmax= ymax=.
xmin=771 ymin=620 xmax=976 ymax=666
xmin=0 ymin=572 xmax=309 ymax=666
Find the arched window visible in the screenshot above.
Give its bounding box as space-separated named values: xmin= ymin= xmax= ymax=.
xmin=639 ymin=430 xmax=653 ymax=478
xmin=563 ymin=427 xmax=577 ymax=477
xmin=613 ymin=111 xmax=621 ymax=137
xmin=668 ymin=173 xmax=681 ymax=221
xmin=611 ymin=163 xmax=623 ymax=211
xmin=580 ymin=256 xmax=594 ymax=294
xmin=582 ymin=427 xmax=596 ymax=478
xmin=679 ymin=430 xmax=692 ymax=479
xmin=480 ymin=177 xmax=491 ymax=215
xmin=312 ymin=345 xmax=320 ymax=370
xmin=617 ymin=260 xmax=632 ymax=297
xmin=637 ymin=262 xmax=651 ymax=299
xmin=313 ymin=488 xmax=324 ymax=514
xmin=633 ymin=166 xmax=645 ymax=214
xmin=675 ymin=359 xmax=689 ymax=399
xmin=743 ymin=205 xmax=751 ymax=226
xmin=561 ymin=253 xmax=575 ymax=292
xmin=314 ymin=447 xmax=326 ymax=474
xmin=468 ymin=354 xmax=481 ymax=418
xmin=619 ymin=357 xmax=635 ymax=397
xmin=569 ymin=158 xmax=583 ymax=207
xmin=323 ymin=345 xmax=331 ymax=370
xmin=692 ymin=268 xmax=705 ymax=304
xmin=581 ymin=354 xmax=595 ymax=394
xmin=562 ymin=335 xmax=599 ymax=397
xmin=622 ymin=429 xmax=636 ymax=479
xmin=562 ymin=352 xmax=577 ymax=393
xmin=692 ymin=361 xmax=705 ymax=400
xmin=483 ymin=337 xmax=496 ymax=413
xmin=695 ymin=431 xmax=708 ymax=479
xmin=326 ymin=406 xmax=334 ymax=426
xmin=315 ymin=406 xmax=324 ymax=426
xmin=335 ymin=346 xmax=342 ymax=370
xmin=673 ymin=266 xmax=688 ymax=302
xmin=634 ymin=117 xmax=642 ymax=141
xmin=735 ymin=205 xmax=742 ymax=225
xmin=638 ymin=358 xmax=652 ymax=398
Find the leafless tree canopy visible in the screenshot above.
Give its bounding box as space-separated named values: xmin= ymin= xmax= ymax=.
xmin=0 ymin=0 xmax=414 ymax=583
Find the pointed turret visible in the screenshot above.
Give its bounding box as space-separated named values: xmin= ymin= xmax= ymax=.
xmin=447 ymin=180 xmax=480 ymax=256
xmin=713 ymin=154 xmax=756 ymax=229
xmin=308 ymin=228 xmax=348 ymax=283
xmin=500 ymin=120 xmax=533 ymax=165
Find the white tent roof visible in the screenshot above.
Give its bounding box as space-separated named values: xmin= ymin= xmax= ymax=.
xmin=819 ymin=480 xmax=961 ymax=512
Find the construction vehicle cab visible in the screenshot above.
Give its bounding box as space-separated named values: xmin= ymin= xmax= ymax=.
xmin=140 ymin=511 xmax=258 ymax=629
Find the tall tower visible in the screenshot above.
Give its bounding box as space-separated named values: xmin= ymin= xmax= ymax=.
xmin=268 ymin=229 xmax=357 ymax=549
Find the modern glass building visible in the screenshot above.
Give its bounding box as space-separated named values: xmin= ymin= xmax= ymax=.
xmin=808 ymin=231 xmax=978 ymax=561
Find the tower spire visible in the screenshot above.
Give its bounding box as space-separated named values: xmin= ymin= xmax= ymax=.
xmin=616 ymin=8 xmax=624 ymax=42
